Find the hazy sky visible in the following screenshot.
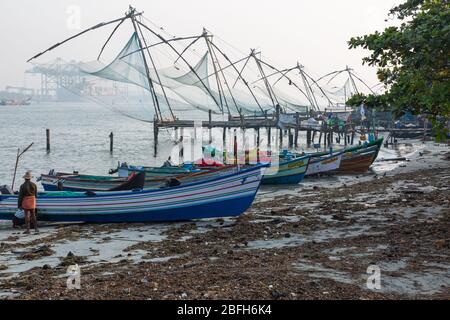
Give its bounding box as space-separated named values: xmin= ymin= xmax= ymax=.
xmin=0 ymin=0 xmax=402 ymax=90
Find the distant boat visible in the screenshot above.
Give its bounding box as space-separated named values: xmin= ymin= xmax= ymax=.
xmin=0 ymin=98 xmax=31 ymax=106
xmin=0 ymin=165 xmax=267 ymax=223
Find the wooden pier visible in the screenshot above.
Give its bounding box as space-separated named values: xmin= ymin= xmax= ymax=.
xmin=152 ymin=109 xmax=357 ymax=156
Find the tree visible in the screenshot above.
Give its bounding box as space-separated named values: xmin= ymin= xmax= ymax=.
xmin=346 ymin=93 xmax=387 ymax=111
xmin=348 ymin=0 xmax=449 ymax=138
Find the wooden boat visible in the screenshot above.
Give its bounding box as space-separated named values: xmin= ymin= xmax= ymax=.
xmin=120 ymin=155 xmax=311 ymax=186
xmin=261 ymin=155 xmax=310 ymax=185
xmin=334 ymin=144 xmax=379 ymax=173
xmin=305 ymin=152 xmax=343 ymax=176
xmin=40 ymin=172 xmax=146 ymax=192
xmin=301 ymin=137 xmax=383 ymax=174
xmin=41 ymin=165 xmax=238 ymax=192
xmin=0 ymin=165 xmax=267 ymax=223
xmin=114 ymin=164 xmax=197 ymax=178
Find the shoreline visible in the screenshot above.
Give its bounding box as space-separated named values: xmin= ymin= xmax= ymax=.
xmin=0 ymin=141 xmax=449 ymax=300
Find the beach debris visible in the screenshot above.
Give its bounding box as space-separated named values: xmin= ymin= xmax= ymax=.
xmin=59 ymin=251 xmax=87 ymax=267
xmin=17 ymin=245 xmax=55 ymax=261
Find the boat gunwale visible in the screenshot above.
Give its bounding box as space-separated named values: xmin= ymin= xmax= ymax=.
xmin=1 ymin=164 xmax=268 ymax=201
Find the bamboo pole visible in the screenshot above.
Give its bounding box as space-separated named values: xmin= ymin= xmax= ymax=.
xmin=11 ymin=143 xmax=34 ymax=190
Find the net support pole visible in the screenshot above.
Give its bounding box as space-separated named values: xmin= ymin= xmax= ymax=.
xmin=129 ymin=11 xmax=163 ymax=122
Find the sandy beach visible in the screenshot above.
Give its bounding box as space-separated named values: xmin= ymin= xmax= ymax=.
xmin=0 ymin=140 xmax=449 ymax=300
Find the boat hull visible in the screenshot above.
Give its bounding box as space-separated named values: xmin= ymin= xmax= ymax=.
xmin=306 ymin=152 xmax=343 ymax=176
xmin=1 ymin=166 xmax=266 ymax=223
xmin=262 ymin=156 xmax=310 ymax=185
xmin=334 ymin=148 xmax=377 ymax=173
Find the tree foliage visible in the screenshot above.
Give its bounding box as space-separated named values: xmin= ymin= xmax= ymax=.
xmin=346 ymin=93 xmax=388 ymax=110
xmin=348 ymin=0 xmax=449 ymax=135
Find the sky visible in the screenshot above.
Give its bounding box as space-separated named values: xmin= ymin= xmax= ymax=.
xmin=0 ymin=0 xmax=403 ymax=91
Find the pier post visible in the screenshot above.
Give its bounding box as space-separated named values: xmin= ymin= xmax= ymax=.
xmin=46 ymin=129 xmax=50 ymax=153
xmin=288 ymin=129 xmax=294 ymax=149
xmin=275 ymin=104 xmax=280 ymax=123
xmin=351 ymin=131 xmax=355 ymax=145
xmin=208 ymin=110 xmax=212 ymax=144
xmin=318 ymin=131 xmax=322 ymax=147
xmin=222 ymin=127 xmax=227 ymax=163
xmin=256 ymin=127 xmax=260 ymax=163
xmin=294 ymin=112 xmax=299 ymax=148
xmin=109 ymin=132 xmax=114 ymax=154
xmin=279 ymin=128 xmax=283 ymax=149
xmin=153 ymin=120 xmax=159 ymax=157
xmin=179 ymin=128 xmax=184 ymax=163
xmin=233 ymin=129 xmax=238 ymax=165
xmin=306 ymin=129 xmax=312 ymax=148
xmin=267 ymin=127 xmax=272 ymax=148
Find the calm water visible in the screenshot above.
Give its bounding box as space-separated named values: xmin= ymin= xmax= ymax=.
xmin=0 ymin=102 xmax=176 ymax=188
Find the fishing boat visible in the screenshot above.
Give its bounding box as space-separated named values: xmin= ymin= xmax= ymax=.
xmin=40 ymin=165 xmax=239 ymax=192
xmin=294 ymin=137 xmax=383 ymax=175
xmin=0 ymin=165 xmax=267 ymax=223
xmin=332 ymin=137 xmax=383 ymax=173
xmin=40 ymin=171 xmax=146 ymax=192
xmin=261 ymin=155 xmax=310 ymax=185
xmin=112 ymin=163 xmax=197 ymax=178
xmin=118 ymin=153 xmax=311 ymax=186
xmin=333 ymin=144 xmax=379 ymax=173
xmin=305 ymin=152 xmax=343 ymax=176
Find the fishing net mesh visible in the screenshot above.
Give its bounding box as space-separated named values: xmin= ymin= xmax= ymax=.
xmin=78 ymin=32 xmax=280 ymax=117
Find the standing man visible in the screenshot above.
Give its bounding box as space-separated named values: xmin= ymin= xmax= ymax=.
xmin=18 ymin=171 xmax=39 ymax=234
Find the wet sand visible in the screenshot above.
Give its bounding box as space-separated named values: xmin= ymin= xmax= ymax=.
xmin=0 ymin=141 xmax=449 ymax=300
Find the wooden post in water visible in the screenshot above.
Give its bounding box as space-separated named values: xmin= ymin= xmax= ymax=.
xmin=306 ymin=129 xmax=312 ymax=148
xmin=109 ymin=132 xmax=114 ymax=154
xmin=256 ymin=127 xmax=260 ymax=163
xmin=208 ymin=110 xmax=213 ymax=144
xmin=267 ymin=127 xmax=272 ymax=148
xmin=233 ymin=129 xmax=238 ymax=165
xmin=288 ymin=129 xmax=293 ymax=149
xmin=294 ymin=112 xmax=300 ymax=148
xmin=279 ymin=128 xmax=283 ymax=149
xmin=179 ymin=128 xmax=184 ymax=162
xmin=222 ymin=127 xmax=227 ymax=164
xmin=153 ymin=121 xmax=159 ymax=157
xmin=46 ymin=129 xmax=50 ymax=153
xmin=351 ymin=131 xmax=355 ymax=145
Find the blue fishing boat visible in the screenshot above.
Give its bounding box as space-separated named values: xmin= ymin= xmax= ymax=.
xmin=261 ymin=155 xmax=310 ymax=185
xmin=40 ymin=165 xmax=237 ymax=192
xmin=40 ymin=172 xmax=146 ymax=192
xmin=0 ymin=165 xmax=267 ymax=223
